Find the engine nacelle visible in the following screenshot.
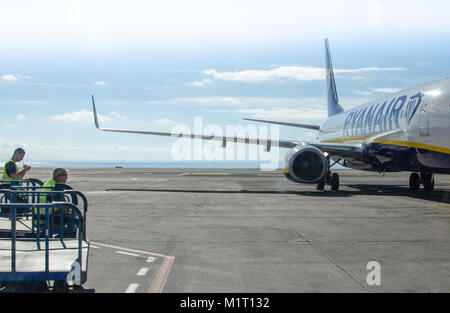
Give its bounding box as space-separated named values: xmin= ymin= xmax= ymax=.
xmin=283 ymin=143 xmax=329 ymax=183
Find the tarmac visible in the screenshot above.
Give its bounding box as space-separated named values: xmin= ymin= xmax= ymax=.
xmin=15 ymin=168 xmax=450 ymax=292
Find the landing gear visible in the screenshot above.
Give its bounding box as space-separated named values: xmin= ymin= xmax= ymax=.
xmin=421 ymin=173 xmax=434 ymax=191
xmin=316 ymin=179 xmax=325 ymax=191
xmin=409 ymin=172 xmax=435 ymax=191
xmin=409 ymin=173 xmax=420 ymax=191
xmin=330 ymin=173 xmax=340 ymax=191
xmin=316 ymin=171 xmax=339 ymax=191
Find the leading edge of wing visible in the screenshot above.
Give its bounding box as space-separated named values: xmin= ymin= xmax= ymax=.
xmin=91 ymin=95 xmax=299 ymax=149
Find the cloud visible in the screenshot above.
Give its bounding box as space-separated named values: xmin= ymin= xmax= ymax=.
xmin=1 ymin=74 xmax=31 ymax=81
xmin=2 ymin=74 xmax=18 ymax=81
xmin=204 ymin=66 xmax=405 ymax=82
xmin=15 ymin=74 xmax=32 ymax=79
xmin=370 ymin=87 xmax=402 ymax=93
xmin=0 ymin=138 xmax=171 ymax=162
xmin=93 ymin=81 xmax=107 ymax=86
xmin=16 ymin=114 xmax=26 ymax=121
xmin=145 ymin=97 xmax=242 ymax=106
xmin=51 ymin=109 xmax=110 ymax=123
xmin=204 ymin=66 xmax=324 ymax=82
xmin=110 ymin=111 xmax=127 ymax=120
xmin=155 ymin=118 xmax=177 ymax=125
xmin=190 ymin=79 xmax=212 ymax=87
xmin=335 ymin=67 xmax=405 ymax=73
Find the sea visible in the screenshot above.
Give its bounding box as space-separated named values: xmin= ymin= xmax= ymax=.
xmin=24 ymin=160 xmax=281 ymax=169
xmin=24 ymin=160 xmax=348 ymax=170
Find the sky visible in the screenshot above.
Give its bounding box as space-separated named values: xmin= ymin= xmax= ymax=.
xmin=0 ymin=0 xmax=449 ymax=166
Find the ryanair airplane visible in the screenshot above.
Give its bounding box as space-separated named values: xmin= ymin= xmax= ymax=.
xmin=92 ymin=39 xmax=450 ymax=192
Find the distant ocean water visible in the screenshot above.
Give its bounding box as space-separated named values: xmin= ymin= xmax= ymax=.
xmin=25 ymin=160 xmax=348 ymax=170
xmin=25 ymin=160 xmax=279 ymax=169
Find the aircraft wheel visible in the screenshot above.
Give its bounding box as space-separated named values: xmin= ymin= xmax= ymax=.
xmin=409 ymin=173 xmax=420 ymax=191
xmin=421 ymin=173 xmax=434 ymax=191
xmin=330 ymin=173 xmax=339 ymax=191
xmin=316 ymin=179 xmax=325 ymax=191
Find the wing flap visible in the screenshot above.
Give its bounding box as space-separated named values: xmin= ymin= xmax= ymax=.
xmin=243 ymin=118 xmax=321 ymax=131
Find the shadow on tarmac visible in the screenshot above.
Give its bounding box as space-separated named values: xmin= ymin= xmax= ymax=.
xmin=106 ymin=185 xmax=450 ymax=204
xmin=0 ymin=281 xmax=95 ymax=293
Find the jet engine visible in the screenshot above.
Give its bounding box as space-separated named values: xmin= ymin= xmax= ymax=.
xmin=283 ymin=143 xmax=329 ymax=183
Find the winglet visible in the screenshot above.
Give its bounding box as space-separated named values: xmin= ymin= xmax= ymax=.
xmin=92 ymin=94 xmax=100 ymax=129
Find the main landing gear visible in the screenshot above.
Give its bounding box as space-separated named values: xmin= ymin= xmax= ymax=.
xmin=316 ymin=171 xmax=340 ymax=191
xmin=409 ymin=172 xmax=434 ymax=191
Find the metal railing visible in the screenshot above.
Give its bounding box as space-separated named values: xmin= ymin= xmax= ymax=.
xmin=0 ymin=202 xmax=86 ymax=282
xmin=0 ymin=188 xmax=88 ymax=238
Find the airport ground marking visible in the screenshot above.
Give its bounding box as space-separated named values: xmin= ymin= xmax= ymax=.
xmin=116 ymin=251 xmax=141 ymax=257
xmin=137 ymin=268 xmax=149 ymax=276
xmin=90 ymin=241 xmax=175 ymax=293
xmin=148 ymin=255 xmax=175 ymax=293
xmin=125 ymin=283 xmax=139 ymax=293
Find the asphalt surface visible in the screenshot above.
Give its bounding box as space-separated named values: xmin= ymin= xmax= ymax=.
xmin=15 ymin=168 xmax=450 ymax=292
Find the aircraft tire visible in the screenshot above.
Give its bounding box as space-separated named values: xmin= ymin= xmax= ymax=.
xmin=331 ymin=173 xmax=339 ymax=191
xmin=316 ymin=179 xmax=325 ymax=190
xmin=421 ymin=173 xmax=434 ymax=191
xmin=409 ymin=173 xmax=420 ymax=191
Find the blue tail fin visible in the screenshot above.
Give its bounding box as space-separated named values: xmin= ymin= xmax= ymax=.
xmin=324 ymin=39 xmax=344 ymax=117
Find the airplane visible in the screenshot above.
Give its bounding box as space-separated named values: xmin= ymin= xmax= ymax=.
xmin=91 ymin=39 xmax=450 ymax=192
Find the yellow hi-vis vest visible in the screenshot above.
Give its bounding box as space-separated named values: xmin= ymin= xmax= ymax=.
xmin=2 ymin=159 xmax=20 ymax=182
xmin=35 ymin=178 xmax=57 ymax=215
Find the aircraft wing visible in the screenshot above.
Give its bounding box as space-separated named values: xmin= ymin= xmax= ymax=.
xmin=92 ymin=95 xmax=299 ymax=149
xmin=242 ymin=118 xmax=321 ymax=131
xmin=92 ymin=95 xmax=365 ymax=157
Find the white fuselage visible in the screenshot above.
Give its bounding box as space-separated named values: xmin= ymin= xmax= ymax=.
xmin=317 ymin=78 xmax=450 ymax=173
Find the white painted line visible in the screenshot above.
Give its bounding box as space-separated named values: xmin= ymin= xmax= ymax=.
xmin=89 ymin=241 xmax=176 ymax=294
xmin=90 ymin=245 xmax=101 ymax=249
xmin=137 ymin=268 xmax=149 ymax=276
xmin=116 ymin=251 xmax=140 ymax=257
xmin=125 ymin=283 xmax=139 ymax=293
xmin=146 ymin=257 xmax=156 ymax=263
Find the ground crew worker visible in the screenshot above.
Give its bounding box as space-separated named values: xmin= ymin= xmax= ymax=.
xmin=2 ymin=148 xmax=31 ymax=211
xmin=37 ymin=168 xmax=76 ymax=237
xmin=2 ymin=148 xmax=31 ymax=181
xmin=40 ymin=168 xmax=68 ymax=202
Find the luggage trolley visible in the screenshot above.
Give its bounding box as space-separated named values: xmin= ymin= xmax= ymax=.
xmin=0 ymin=189 xmax=89 ymax=292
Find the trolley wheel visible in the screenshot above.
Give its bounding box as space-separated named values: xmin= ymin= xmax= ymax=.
xmin=53 ymin=280 xmax=69 ymax=293
xmin=409 ymin=173 xmax=420 ymax=191
xmin=330 ymin=173 xmax=340 ymax=191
